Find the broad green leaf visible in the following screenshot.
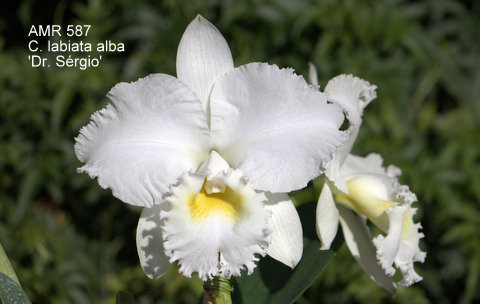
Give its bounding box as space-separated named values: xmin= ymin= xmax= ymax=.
xmin=233 ymin=201 xmax=341 ymax=304
xmin=0 ymin=244 xmax=19 ymax=285
xmin=0 ymin=273 xmax=31 ymax=304
xmin=116 ymin=290 xmax=137 ymax=304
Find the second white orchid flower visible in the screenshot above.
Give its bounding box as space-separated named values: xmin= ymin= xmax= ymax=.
xmin=311 ymin=69 xmax=426 ymax=292
xmin=75 ymin=16 xmax=347 ymax=281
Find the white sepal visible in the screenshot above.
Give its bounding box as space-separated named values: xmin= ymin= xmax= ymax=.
xmin=74 ymin=74 xmax=210 ymax=207
xmin=161 ymin=169 xmax=271 ymax=281
xmin=136 ymin=205 xmax=172 ymax=279
xmin=210 ymin=62 xmax=347 ymax=193
xmin=176 ymin=15 xmax=234 ymax=110
xmin=316 ymin=183 xmax=339 ymax=250
xmin=338 ymin=205 xmax=396 ymax=294
xmin=264 ymin=193 xmax=303 ymax=268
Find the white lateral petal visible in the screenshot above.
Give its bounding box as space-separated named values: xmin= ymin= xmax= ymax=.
xmin=325 ymin=74 xmax=377 ymax=164
xmin=74 ymin=74 xmax=210 ymax=207
xmin=210 ymin=62 xmax=347 ymax=193
xmin=136 ymin=205 xmax=171 ymax=279
xmin=162 ymin=169 xmax=270 ymax=281
xmin=316 ymin=184 xmax=339 ymax=250
xmin=176 ymin=15 xmax=234 ymax=110
xmin=338 ymin=205 xmax=396 ymax=293
xmin=264 ymin=193 xmax=303 ymax=268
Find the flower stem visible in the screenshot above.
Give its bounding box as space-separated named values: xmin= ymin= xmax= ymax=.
xmin=203 ymin=276 xmax=233 ymax=304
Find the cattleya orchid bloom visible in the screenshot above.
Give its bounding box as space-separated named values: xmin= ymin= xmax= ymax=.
xmin=310 ymin=68 xmax=426 ymax=292
xmin=74 ymin=16 xmax=347 ymax=281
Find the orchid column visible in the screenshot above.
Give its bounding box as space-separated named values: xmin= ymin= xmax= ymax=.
xmin=74 ymin=14 xmax=346 ymax=291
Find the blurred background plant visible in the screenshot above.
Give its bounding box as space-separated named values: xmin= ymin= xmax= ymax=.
xmin=0 ymin=0 xmax=478 ymax=303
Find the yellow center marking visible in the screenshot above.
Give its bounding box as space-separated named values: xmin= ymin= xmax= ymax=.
xmin=188 ymin=182 xmax=244 ymax=223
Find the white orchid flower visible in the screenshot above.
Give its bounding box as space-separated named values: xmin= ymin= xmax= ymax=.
xmin=74 ymin=16 xmax=347 ymax=281
xmin=310 ymin=69 xmax=426 ymax=292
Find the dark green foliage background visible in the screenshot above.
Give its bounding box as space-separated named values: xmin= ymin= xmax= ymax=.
xmin=0 ymin=0 xmax=479 ymax=303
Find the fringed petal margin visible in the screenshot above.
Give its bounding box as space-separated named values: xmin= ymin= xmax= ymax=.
xmin=373 ymin=186 xmax=426 ymax=286
xmin=161 ymin=169 xmax=271 ymax=281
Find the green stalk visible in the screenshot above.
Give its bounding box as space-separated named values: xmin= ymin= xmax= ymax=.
xmin=203 ymin=276 xmax=233 ymax=304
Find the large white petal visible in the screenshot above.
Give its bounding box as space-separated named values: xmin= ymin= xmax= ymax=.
xmin=338 ymin=205 xmax=396 ymax=293
xmin=264 ymin=193 xmax=303 ymax=268
xmin=74 ymin=74 xmax=210 ymax=207
xmin=324 ymin=74 xmax=377 ymax=165
xmin=316 ymin=183 xmax=339 ymax=250
xmin=210 ymin=62 xmax=347 ymax=193
xmin=176 ymin=15 xmax=234 ymax=110
xmin=162 ymin=169 xmax=270 ymax=280
xmin=136 ymin=205 xmax=171 ymax=279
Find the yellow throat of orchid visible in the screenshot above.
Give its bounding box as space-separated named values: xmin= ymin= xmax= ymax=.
xmin=188 ymin=181 xmax=245 ymax=223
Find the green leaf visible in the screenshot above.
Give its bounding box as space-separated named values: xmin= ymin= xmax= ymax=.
xmin=0 ymin=273 xmax=31 ymax=304
xmin=116 ymin=290 xmax=137 ymax=304
xmin=232 ymin=201 xmax=341 ymax=304
xmin=0 ymin=244 xmax=19 ymax=285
